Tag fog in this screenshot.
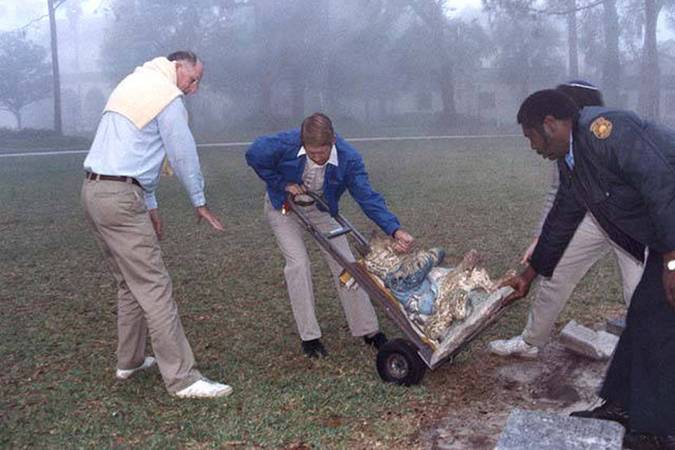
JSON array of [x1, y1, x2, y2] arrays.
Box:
[[2, 0, 675, 142]]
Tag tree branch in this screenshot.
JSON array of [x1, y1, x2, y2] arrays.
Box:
[[525, 0, 604, 16], [10, 0, 67, 33]]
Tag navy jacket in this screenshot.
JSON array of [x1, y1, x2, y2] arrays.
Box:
[[245, 129, 401, 236], [530, 107, 675, 276]]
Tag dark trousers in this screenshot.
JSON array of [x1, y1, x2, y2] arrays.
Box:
[[601, 250, 675, 434]]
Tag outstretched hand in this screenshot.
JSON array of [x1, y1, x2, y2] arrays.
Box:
[[195, 205, 225, 231], [393, 229, 415, 253], [500, 265, 537, 304]]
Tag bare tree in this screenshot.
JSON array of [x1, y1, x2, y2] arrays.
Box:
[[601, 0, 621, 105], [0, 33, 52, 129], [406, 0, 456, 121], [483, 0, 603, 80], [638, 0, 662, 119], [567, 0, 579, 78]]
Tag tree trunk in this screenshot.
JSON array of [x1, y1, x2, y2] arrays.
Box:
[[316, 0, 333, 112], [638, 0, 661, 120], [409, 0, 456, 122], [48, 0, 63, 135], [290, 66, 306, 119], [438, 60, 456, 121], [567, 0, 579, 79], [436, 19, 456, 121], [602, 0, 621, 106], [67, 1, 82, 131], [254, 0, 274, 116], [12, 109, 22, 130]]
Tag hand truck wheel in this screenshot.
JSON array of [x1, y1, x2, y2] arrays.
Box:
[[376, 338, 426, 386]]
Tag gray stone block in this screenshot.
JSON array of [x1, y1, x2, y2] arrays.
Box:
[[606, 317, 626, 336], [495, 409, 624, 450], [560, 320, 619, 360]]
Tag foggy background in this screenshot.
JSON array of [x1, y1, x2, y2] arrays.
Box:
[[2, 0, 675, 143]]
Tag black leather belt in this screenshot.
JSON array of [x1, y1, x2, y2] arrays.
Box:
[[86, 171, 141, 188]]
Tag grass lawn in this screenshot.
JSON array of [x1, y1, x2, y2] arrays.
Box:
[[0, 137, 627, 448]]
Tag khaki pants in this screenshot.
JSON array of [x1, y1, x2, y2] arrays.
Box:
[[264, 195, 379, 341], [81, 179, 201, 393], [523, 213, 644, 347]]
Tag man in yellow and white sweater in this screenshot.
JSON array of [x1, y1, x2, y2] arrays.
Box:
[[82, 51, 231, 398]]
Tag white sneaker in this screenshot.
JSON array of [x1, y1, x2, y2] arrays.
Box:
[[174, 379, 233, 399], [488, 335, 539, 359], [115, 356, 157, 380]]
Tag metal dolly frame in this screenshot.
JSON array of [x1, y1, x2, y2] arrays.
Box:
[[286, 192, 511, 385]]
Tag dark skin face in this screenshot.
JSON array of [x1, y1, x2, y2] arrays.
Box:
[[522, 115, 572, 161]]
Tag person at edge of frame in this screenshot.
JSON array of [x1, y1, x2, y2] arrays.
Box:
[[245, 112, 415, 358], [488, 80, 643, 358], [502, 89, 675, 449]]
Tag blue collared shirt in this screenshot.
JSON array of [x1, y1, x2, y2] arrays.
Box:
[[83, 97, 205, 209], [565, 130, 575, 169]]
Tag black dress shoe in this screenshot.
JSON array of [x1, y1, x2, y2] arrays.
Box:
[[301, 339, 328, 358], [570, 400, 630, 427], [624, 431, 675, 450], [363, 332, 387, 350]]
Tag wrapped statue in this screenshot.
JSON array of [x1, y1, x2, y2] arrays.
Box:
[[363, 235, 512, 344]]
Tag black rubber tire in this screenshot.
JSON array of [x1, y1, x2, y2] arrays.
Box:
[[376, 338, 427, 386]]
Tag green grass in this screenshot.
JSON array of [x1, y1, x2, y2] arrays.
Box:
[[0, 137, 626, 448]]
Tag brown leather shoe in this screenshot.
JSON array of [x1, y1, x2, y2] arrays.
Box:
[[570, 401, 630, 427], [623, 431, 675, 450]]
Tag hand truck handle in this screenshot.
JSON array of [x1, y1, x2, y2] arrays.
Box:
[[286, 192, 371, 255]]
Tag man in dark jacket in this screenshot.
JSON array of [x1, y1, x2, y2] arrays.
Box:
[[246, 113, 414, 358], [503, 89, 675, 449]]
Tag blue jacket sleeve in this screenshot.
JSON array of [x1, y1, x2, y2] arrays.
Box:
[[344, 150, 401, 236], [529, 165, 586, 277], [245, 135, 289, 194]]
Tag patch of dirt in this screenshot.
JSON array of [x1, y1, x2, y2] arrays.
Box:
[[420, 340, 609, 449]]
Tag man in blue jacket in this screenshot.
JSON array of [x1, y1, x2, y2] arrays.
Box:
[[246, 113, 414, 358], [503, 90, 675, 448]]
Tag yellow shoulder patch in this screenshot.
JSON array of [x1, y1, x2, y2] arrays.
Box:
[[590, 117, 613, 139]]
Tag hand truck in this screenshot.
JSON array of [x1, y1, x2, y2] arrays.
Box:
[[286, 192, 514, 385]]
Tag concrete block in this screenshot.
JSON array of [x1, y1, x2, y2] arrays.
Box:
[[495, 409, 624, 450], [606, 317, 626, 336], [560, 320, 619, 360]]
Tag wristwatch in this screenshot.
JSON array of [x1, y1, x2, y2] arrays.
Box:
[[667, 259, 675, 271]]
